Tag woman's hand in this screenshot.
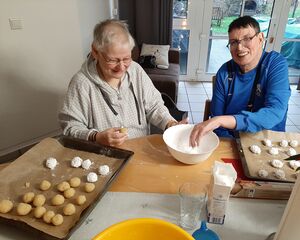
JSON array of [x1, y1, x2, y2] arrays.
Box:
[[166, 117, 189, 129], [95, 127, 128, 147]]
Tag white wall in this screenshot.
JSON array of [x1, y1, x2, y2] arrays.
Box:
[[0, 0, 111, 155]]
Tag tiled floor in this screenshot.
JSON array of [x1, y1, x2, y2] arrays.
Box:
[[177, 81, 300, 132]]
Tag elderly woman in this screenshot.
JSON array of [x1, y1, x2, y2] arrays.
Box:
[[59, 19, 184, 147]]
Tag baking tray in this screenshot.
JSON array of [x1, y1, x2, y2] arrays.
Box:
[[236, 130, 300, 183], [0, 136, 134, 239]]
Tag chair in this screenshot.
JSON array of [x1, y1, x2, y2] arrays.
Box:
[[203, 76, 216, 121]]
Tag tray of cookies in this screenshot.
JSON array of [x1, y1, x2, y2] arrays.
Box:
[[0, 136, 134, 239], [237, 130, 300, 183]]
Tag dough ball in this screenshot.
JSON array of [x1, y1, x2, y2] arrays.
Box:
[[34, 206, 46, 218], [289, 160, 300, 170], [46, 157, 58, 170], [63, 203, 76, 216], [274, 169, 286, 180], [76, 195, 87, 205], [270, 159, 284, 169], [71, 156, 83, 168], [51, 194, 65, 206], [98, 165, 110, 176], [119, 127, 128, 133], [249, 145, 261, 154], [64, 188, 75, 199], [280, 140, 289, 147], [269, 147, 279, 155], [0, 199, 13, 213], [262, 139, 272, 147], [287, 148, 297, 157], [82, 159, 92, 170], [17, 203, 32, 216], [40, 180, 51, 191], [87, 172, 98, 183], [23, 192, 35, 203], [33, 194, 46, 207], [85, 183, 95, 193], [258, 169, 269, 178], [290, 140, 299, 148], [51, 214, 64, 226], [43, 210, 55, 223], [57, 181, 70, 192], [69, 177, 81, 188]]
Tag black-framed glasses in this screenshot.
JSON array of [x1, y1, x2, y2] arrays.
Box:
[[100, 52, 132, 66], [226, 32, 260, 49]]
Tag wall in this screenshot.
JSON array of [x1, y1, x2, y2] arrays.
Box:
[[0, 0, 110, 156]]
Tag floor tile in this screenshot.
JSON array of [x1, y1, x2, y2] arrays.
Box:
[[192, 111, 204, 123], [186, 87, 207, 95], [285, 125, 300, 133], [188, 94, 208, 103], [189, 102, 206, 112], [185, 82, 204, 89], [177, 94, 189, 103], [287, 105, 300, 114], [288, 115, 300, 125], [176, 102, 190, 111]]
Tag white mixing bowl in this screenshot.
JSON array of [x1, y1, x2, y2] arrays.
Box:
[[163, 124, 219, 164]]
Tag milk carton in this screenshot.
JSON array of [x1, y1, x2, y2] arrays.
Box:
[[207, 161, 237, 224]]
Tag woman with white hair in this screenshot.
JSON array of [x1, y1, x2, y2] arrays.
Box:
[[59, 19, 186, 147]]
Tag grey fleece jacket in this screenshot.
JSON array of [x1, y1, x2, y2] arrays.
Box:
[[58, 55, 175, 141]]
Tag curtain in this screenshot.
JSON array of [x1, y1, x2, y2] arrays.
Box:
[[119, 0, 173, 46]]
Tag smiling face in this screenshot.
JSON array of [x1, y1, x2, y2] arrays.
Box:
[[229, 26, 264, 73]]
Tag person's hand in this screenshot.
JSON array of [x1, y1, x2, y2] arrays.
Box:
[[95, 127, 128, 147], [166, 117, 189, 129]]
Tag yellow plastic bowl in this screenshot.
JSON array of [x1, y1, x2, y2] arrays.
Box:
[[92, 218, 194, 240]]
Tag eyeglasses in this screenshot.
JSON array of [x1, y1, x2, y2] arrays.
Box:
[[100, 52, 132, 66], [227, 32, 260, 49]]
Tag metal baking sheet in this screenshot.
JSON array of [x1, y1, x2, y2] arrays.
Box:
[[0, 136, 134, 239], [237, 130, 300, 183]]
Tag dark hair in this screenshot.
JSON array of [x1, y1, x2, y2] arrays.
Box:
[[228, 16, 260, 33]]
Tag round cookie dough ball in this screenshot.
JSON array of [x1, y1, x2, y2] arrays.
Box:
[[76, 195, 87, 206], [85, 183, 95, 193], [258, 169, 269, 178], [51, 214, 64, 226], [43, 210, 55, 223], [69, 177, 81, 188], [87, 172, 98, 183], [280, 139, 289, 147], [0, 199, 13, 213], [249, 145, 261, 154], [57, 181, 70, 192], [287, 148, 297, 157], [270, 159, 284, 169], [289, 160, 300, 170], [51, 194, 65, 206], [33, 194, 46, 207], [290, 140, 299, 148], [34, 206, 46, 218], [46, 157, 57, 170], [99, 165, 110, 176], [64, 188, 75, 199], [23, 192, 35, 203], [82, 159, 92, 170], [63, 203, 76, 216], [274, 169, 286, 180], [262, 139, 272, 147], [269, 147, 279, 155], [71, 156, 83, 168], [40, 180, 51, 191], [17, 203, 32, 216]]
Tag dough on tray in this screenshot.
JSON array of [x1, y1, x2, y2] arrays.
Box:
[[262, 139, 272, 147], [249, 145, 261, 154], [269, 147, 279, 155], [274, 169, 286, 180], [82, 159, 92, 170], [99, 165, 110, 175], [45, 157, 58, 170], [270, 159, 284, 169], [43, 210, 55, 223], [290, 140, 299, 148], [51, 214, 64, 226], [85, 183, 95, 193], [289, 160, 300, 170], [69, 177, 81, 188], [258, 169, 269, 178], [17, 203, 32, 216], [76, 195, 86, 205], [87, 172, 98, 183], [71, 156, 83, 168], [63, 203, 76, 216], [57, 181, 71, 192], [0, 199, 13, 214], [33, 194, 46, 207], [64, 188, 75, 199], [51, 194, 65, 206], [287, 148, 297, 157], [23, 192, 35, 203], [40, 180, 51, 191], [280, 140, 289, 147], [34, 206, 46, 218]]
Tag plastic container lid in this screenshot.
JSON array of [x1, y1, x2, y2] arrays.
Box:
[[192, 221, 220, 240]]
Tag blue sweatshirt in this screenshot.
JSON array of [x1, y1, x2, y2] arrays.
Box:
[[211, 51, 291, 137]]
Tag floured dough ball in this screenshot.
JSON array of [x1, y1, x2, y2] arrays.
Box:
[[76, 195, 87, 205], [258, 169, 269, 178], [290, 140, 299, 148], [34, 206, 46, 218], [71, 156, 83, 168], [269, 147, 279, 155], [289, 160, 300, 170], [119, 127, 128, 133], [63, 203, 76, 216], [85, 183, 95, 193], [82, 159, 92, 170], [287, 148, 297, 157], [64, 188, 75, 199], [87, 172, 98, 183], [99, 165, 110, 176], [280, 140, 289, 147], [250, 145, 261, 154], [57, 181, 70, 192], [270, 159, 284, 169], [33, 194, 46, 207], [43, 210, 55, 223], [51, 194, 65, 206], [274, 169, 286, 180], [23, 192, 35, 203], [46, 157, 58, 170], [40, 180, 51, 191], [17, 203, 32, 216], [0, 200, 13, 213], [262, 139, 272, 147], [69, 177, 81, 188], [52, 214, 64, 226]]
